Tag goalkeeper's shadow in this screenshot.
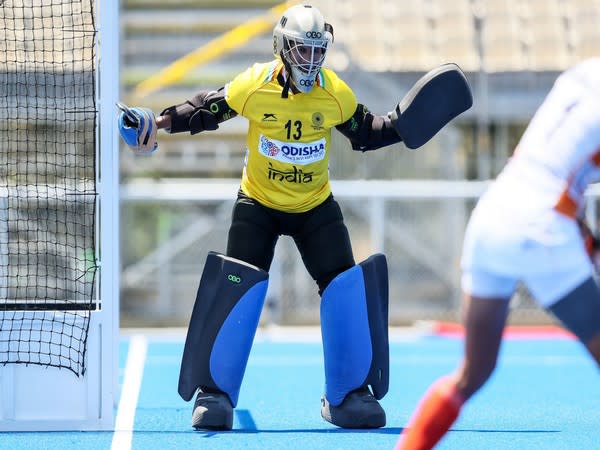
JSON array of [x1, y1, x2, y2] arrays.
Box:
[[224, 426, 404, 435]]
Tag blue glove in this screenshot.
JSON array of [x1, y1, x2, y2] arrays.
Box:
[[117, 106, 158, 155]]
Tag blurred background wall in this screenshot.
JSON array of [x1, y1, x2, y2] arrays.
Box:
[[118, 0, 600, 326]]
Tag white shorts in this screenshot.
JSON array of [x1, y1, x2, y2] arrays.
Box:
[[460, 198, 594, 308]]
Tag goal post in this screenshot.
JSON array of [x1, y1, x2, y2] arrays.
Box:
[[0, 0, 119, 430]]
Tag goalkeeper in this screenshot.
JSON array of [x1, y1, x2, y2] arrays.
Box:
[[118, 4, 471, 432]]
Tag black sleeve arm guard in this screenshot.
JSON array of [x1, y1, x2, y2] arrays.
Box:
[[335, 104, 402, 152], [160, 88, 238, 135]]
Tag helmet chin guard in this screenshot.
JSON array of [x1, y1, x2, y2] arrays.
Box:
[[273, 4, 333, 94]]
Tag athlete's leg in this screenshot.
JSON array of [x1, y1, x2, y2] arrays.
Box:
[[319, 254, 389, 428], [293, 196, 388, 428], [179, 252, 269, 430], [396, 264, 514, 450], [546, 276, 600, 365], [396, 293, 509, 450], [293, 195, 355, 294], [585, 332, 600, 364], [226, 190, 279, 271], [182, 193, 278, 430], [456, 294, 510, 398]]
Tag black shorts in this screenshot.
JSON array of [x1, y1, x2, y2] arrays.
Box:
[[226, 190, 355, 294], [548, 276, 600, 343]]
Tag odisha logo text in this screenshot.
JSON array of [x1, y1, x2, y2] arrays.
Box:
[[280, 143, 324, 157]]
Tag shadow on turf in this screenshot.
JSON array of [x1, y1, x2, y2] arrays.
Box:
[[197, 427, 404, 436], [182, 409, 404, 434], [125, 428, 562, 438], [198, 428, 561, 436], [451, 429, 561, 434]]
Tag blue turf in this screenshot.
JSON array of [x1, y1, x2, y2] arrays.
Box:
[[2, 335, 599, 450]]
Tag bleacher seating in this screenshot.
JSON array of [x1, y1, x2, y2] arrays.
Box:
[[568, 0, 600, 61], [119, 0, 598, 178], [121, 0, 594, 82], [431, 0, 479, 71]]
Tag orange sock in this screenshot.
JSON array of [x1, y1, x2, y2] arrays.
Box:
[[395, 376, 464, 450]]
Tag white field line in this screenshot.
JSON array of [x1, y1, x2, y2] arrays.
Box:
[[111, 334, 148, 450]]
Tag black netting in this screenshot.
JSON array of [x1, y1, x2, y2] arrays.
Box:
[[0, 0, 97, 376]]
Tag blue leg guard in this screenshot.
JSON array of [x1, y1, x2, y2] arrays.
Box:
[[178, 251, 268, 407], [320, 253, 389, 406]]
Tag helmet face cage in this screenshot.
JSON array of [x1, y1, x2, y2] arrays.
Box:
[[282, 35, 328, 80], [273, 5, 332, 93]]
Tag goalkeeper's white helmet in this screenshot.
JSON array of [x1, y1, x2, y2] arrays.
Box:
[[273, 4, 333, 93]]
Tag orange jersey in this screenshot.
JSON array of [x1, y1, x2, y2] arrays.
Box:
[[225, 60, 357, 212]]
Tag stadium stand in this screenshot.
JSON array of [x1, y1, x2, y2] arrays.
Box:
[[120, 0, 593, 179], [120, 0, 594, 82]]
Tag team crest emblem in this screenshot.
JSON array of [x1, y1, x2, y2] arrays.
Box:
[[312, 112, 324, 128]]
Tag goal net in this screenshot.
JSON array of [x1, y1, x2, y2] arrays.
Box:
[[0, 0, 118, 430], [1, 0, 97, 376]]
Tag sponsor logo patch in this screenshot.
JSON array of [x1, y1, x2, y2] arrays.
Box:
[[227, 274, 241, 283], [262, 113, 277, 122], [259, 135, 326, 165]]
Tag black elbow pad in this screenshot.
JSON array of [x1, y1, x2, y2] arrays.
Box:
[[189, 109, 219, 135], [160, 103, 196, 134], [161, 88, 235, 135]]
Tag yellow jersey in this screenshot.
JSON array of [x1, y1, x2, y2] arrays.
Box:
[[225, 60, 357, 213]]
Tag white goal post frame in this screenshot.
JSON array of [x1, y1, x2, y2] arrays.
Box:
[[0, 0, 119, 431]]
